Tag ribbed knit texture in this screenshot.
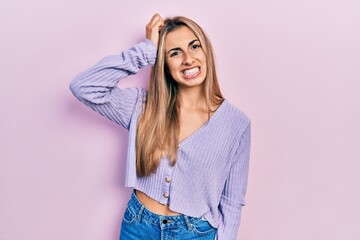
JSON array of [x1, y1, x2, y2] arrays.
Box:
[[69, 39, 251, 240]]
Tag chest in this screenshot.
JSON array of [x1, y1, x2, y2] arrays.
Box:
[[179, 109, 212, 143]]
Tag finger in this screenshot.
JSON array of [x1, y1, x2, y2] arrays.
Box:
[[148, 13, 162, 27], [154, 18, 164, 28], [152, 18, 164, 31]]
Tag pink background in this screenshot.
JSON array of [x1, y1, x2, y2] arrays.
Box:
[[1, 0, 359, 239]]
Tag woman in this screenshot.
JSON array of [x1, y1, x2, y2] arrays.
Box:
[[69, 13, 251, 240]]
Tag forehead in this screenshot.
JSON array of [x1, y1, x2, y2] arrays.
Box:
[[165, 26, 198, 50]]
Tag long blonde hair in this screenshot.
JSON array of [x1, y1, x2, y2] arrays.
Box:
[[136, 16, 224, 176]]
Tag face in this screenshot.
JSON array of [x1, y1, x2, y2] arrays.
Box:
[[164, 26, 207, 89]]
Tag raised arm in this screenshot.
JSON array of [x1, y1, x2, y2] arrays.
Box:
[[69, 14, 164, 129], [69, 39, 157, 129]]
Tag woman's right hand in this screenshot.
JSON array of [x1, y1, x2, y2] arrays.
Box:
[[146, 13, 164, 49]]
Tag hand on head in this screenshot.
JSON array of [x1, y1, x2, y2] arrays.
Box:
[[146, 13, 164, 49]]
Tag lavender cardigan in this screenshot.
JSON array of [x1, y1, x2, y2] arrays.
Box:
[[69, 39, 251, 240]]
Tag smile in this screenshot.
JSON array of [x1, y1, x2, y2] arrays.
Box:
[[182, 67, 200, 79]]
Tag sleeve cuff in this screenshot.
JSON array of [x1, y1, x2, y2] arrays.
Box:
[[144, 39, 157, 65]]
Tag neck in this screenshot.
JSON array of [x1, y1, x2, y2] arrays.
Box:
[[177, 85, 206, 109]]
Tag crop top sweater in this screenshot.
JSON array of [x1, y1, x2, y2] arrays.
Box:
[[69, 39, 251, 240]]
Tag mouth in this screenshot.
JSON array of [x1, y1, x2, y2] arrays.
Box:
[[181, 67, 201, 79]]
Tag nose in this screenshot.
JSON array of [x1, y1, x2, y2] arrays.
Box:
[[182, 51, 195, 65]]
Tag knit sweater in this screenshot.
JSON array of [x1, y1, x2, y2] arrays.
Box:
[[69, 39, 251, 240]]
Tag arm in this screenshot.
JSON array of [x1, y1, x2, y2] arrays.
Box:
[[69, 39, 157, 129], [216, 122, 251, 240]]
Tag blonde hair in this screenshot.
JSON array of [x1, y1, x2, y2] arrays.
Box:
[[136, 16, 224, 176]]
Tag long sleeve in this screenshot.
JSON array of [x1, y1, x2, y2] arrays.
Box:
[[69, 39, 157, 129], [216, 122, 251, 240]]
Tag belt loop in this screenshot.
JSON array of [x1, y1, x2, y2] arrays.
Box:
[[137, 206, 144, 221], [183, 215, 193, 230]]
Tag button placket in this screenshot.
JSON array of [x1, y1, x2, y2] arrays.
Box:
[[162, 159, 174, 202]]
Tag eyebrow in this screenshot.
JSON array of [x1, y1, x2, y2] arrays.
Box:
[[167, 39, 199, 54]]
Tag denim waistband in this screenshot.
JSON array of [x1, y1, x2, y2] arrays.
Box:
[[127, 189, 205, 229]]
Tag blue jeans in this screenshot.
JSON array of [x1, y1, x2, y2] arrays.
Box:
[[119, 190, 217, 240]]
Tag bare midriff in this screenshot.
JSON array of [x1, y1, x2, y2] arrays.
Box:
[[135, 189, 181, 216]]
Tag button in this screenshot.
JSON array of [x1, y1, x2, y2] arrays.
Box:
[[163, 192, 169, 198], [165, 176, 171, 183], [162, 219, 168, 224]]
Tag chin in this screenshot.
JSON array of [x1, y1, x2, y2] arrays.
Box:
[[179, 78, 206, 88]]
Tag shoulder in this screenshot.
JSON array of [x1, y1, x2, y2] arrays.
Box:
[[222, 99, 251, 134], [223, 99, 251, 158]]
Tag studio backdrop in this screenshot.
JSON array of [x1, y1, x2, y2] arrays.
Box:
[[0, 0, 359, 239]]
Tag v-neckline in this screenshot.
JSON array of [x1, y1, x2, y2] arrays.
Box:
[[178, 99, 227, 147]]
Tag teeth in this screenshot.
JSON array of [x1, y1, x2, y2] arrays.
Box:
[[183, 67, 199, 76]]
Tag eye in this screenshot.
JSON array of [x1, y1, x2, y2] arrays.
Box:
[[192, 44, 201, 49], [170, 51, 181, 57]]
